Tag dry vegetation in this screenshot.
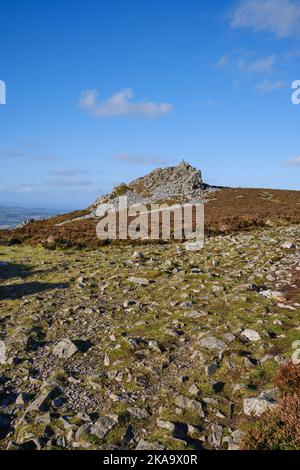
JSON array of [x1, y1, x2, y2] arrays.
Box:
[[242, 363, 300, 450], [1, 188, 300, 249]]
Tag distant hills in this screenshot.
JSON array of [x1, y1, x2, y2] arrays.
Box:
[[0, 206, 61, 229]]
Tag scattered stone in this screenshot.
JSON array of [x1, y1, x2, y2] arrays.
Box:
[[136, 439, 165, 450], [53, 339, 78, 359], [148, 340, 162, 353], [189, 384, 199, 396], [127, 407, 149, 420], [184, 311, 207, 319], [280, 241, 296, 249], [76, 414, 119, 441], [0, 341, 6, 365], [241, 329, 261, 342], [77, 276, 85, 288], [259, 290, 285, 302], [132, 251, 144, 260], [274, 355, 289, 365], [128, 277, 150, 286], [184, 241, 204, 252], [175, 394, 205, 417], [198, 336, 227, 352], [104, 353, 110, 366], [26, 387, 59, 413], [243, 389, 278, 417], [223, 333, 236, 343], [210, 424, 223, 448], [156, 419, 175, 433]]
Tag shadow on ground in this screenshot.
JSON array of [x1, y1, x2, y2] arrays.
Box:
[[0, 281, 68, 300], [0, 261, 68, 300], [0, 261, 56, 281]]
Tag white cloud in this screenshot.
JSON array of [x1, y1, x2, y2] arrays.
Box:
[[230, 0, 300, 38], [113, 153, 167, 166], [78, 88, 172, 118], [255, 80, 286, 93], [287, 155, 300, 165]]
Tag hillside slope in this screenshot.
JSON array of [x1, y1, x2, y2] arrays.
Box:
[[1, 187, 300, 248]]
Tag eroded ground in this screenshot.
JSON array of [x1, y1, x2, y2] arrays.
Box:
[[0, 225, 300, 450]]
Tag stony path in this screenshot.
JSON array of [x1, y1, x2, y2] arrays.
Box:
[[0, 225, 300, 450]]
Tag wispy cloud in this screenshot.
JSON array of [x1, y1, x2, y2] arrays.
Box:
[[7, 179, 99, 193], [43, 168, 93, 188], [113, 153, 167, 166], [78, 88, 173, 118], [255, 80, 286, 93], [47, 169, 86, 177], [215, 50, 287, 93], [237, 55, 276, 74], [216, 51, 276, 75], [287, 155, 300, 165], [229, 0, 300, 38], [37, 155, 63, 162], [0, 150, 25, 158], [44, 179, 94, 188], [0, 146, 63, 162]]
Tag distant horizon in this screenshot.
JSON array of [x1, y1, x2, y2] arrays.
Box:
[[2, 160, 300, 212]]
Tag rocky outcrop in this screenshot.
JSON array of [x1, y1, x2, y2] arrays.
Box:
[[93, 161, 206, 210]]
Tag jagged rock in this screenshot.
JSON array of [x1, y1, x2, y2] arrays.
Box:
[[210, 424, 223, 448], [76, 414, 119, 441], [175, 394, 205, 417], [0, 341, 6, 365], [198, 336, 227, 352], [241, 329, 261, 342], [223, 333, 236, 343], [53, 339, 79, 359], [26, 387, 59, 413], [94, 161, 205, 210], [127, 406, 149, 420], [243, 389, 278, 417], [223, 429, 242, 450], [156, 419, 175, 432]]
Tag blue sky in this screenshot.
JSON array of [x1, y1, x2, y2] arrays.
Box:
[[0, 0, 300, 210]]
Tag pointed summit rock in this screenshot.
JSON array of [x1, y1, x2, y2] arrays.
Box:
[[94, 161, 204, 209]]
